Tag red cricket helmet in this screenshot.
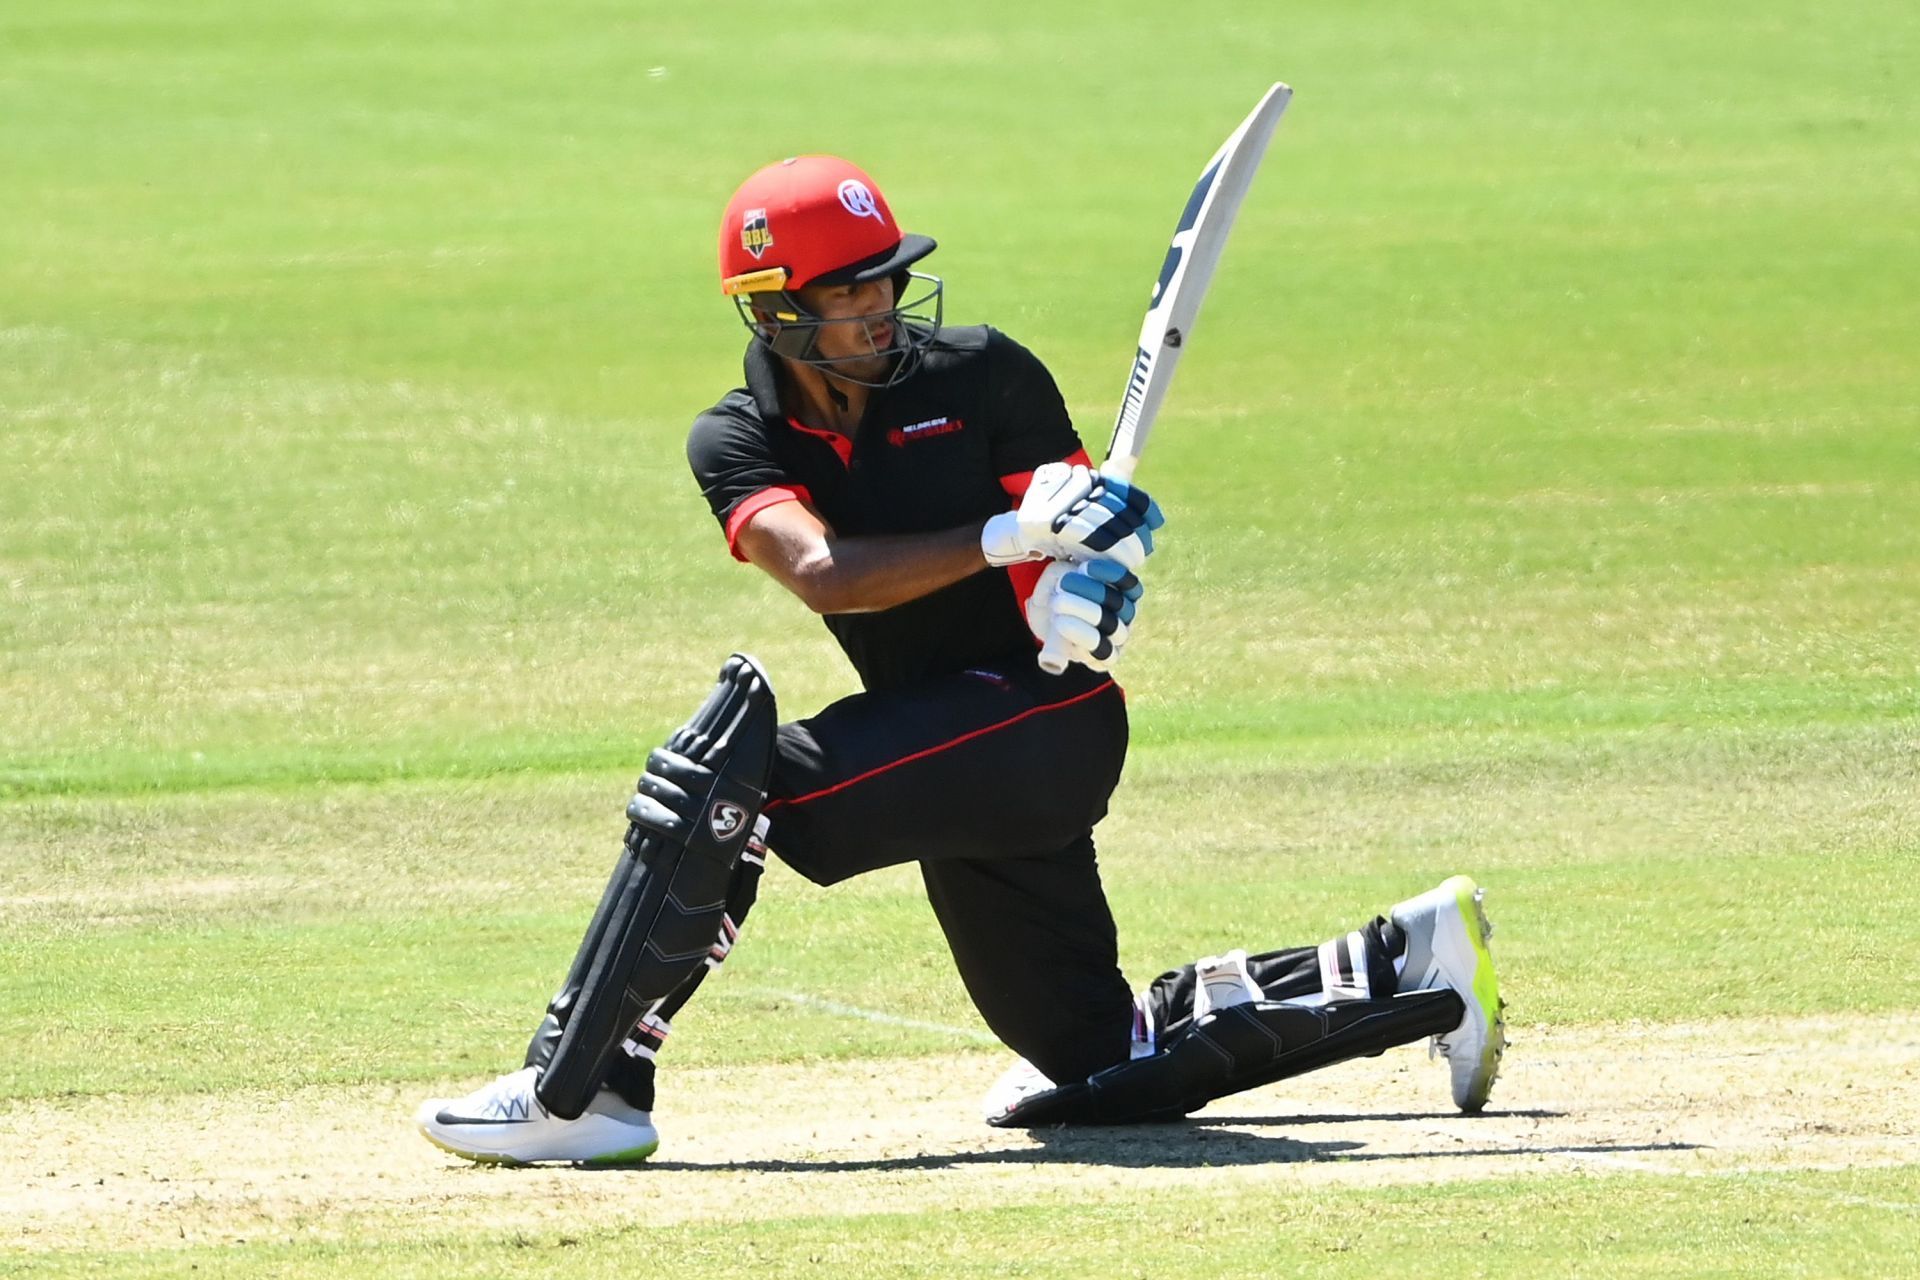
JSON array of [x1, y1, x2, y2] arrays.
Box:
[[718, 155, 936, 296], [716, 155, 944, 388]]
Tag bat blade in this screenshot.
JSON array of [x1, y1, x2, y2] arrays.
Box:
[[1103, 82, 1291, 480], [1039, 84, 1290, 676]]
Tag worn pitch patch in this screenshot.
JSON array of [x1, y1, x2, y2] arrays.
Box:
[[3, 1012, 1917, 1252]]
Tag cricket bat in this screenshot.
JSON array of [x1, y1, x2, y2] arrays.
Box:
[[1039, 82, 1292, 674]]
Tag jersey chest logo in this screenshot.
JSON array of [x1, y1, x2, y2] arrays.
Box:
[[886, 415, 965, 447]]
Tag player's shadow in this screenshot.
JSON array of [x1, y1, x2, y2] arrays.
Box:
[[635, 1109, 1694, 1174], [1205, 1108, 1564, 1126], [640, 1124, 1355, 1173]]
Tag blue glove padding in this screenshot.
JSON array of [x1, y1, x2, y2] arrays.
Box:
[[1049, 476, 1166, 569], [1028, 558, 1145, 672], [1058, 558, 1142, 628], [1067, 478, 1164, 543]]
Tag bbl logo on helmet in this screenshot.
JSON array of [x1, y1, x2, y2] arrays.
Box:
[[740, 208, 773, 260]]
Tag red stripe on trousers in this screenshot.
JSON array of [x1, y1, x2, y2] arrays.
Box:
[[763, 677, 1117, 813]]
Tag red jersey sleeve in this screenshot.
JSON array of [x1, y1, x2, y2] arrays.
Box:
[[688, 408, 811, 561]]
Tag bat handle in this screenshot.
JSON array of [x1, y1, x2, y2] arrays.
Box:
[[1038, 638, 1070, 675], [1100, 455, 1139, 483]]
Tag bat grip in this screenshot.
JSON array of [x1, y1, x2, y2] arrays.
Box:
[[1099, 455, 1139, 483]]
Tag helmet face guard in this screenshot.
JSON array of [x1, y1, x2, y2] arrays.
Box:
[[733, 270, 944, 389]]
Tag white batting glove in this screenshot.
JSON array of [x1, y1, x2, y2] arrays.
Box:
[[1026, 558, 1143, 672], [981, 462, 1095, 565]]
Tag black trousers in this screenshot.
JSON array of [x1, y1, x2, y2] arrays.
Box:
[[767, 657, 1136, 1085], [600, 654, 1428, 1108]]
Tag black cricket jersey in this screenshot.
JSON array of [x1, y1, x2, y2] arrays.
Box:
[[687, 325, 1092, 692]]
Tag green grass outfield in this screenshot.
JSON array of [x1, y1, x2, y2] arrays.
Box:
[[10, 1170, 1918, 1280], [3, 0, 1917, 1274]]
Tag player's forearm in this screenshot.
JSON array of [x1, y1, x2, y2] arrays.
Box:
[[788, 523, 992, 615]]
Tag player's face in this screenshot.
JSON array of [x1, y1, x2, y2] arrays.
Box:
[[796, 276, 897, 375]]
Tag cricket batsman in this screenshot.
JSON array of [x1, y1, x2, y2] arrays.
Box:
[[416, 156, 1507, 1164]]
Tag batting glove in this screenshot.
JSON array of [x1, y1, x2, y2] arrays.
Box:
[[1026, 558, 1144, 672], [982, 463, 1165, 569]]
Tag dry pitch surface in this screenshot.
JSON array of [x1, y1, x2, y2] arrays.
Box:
[[6, 1013, 1915, 1252]]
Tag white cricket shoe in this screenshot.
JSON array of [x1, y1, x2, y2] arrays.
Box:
[[1390, 875, 1507, 1113], [981, 1058, 1057, 1123], [415, 1067, 660, 1166]]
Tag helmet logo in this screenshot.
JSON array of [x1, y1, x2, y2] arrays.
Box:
[[837, 179, 883, 222], [740, 208, 773, 260]]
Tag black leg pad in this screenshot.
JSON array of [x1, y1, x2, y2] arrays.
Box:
[[989, 989, 1463, 1127], [528, 654, 777, 1119]]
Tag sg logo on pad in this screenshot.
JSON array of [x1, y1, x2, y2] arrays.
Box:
[[709, 801, 747, 842]]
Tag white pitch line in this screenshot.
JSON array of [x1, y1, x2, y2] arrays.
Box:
[[768, 991, 1001, 1045]]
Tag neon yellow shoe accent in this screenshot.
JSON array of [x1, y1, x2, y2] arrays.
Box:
[[418, 1120, 658, 1167], [581, 1138, 661, 1167], [1447, 874, 1506, 1113]]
